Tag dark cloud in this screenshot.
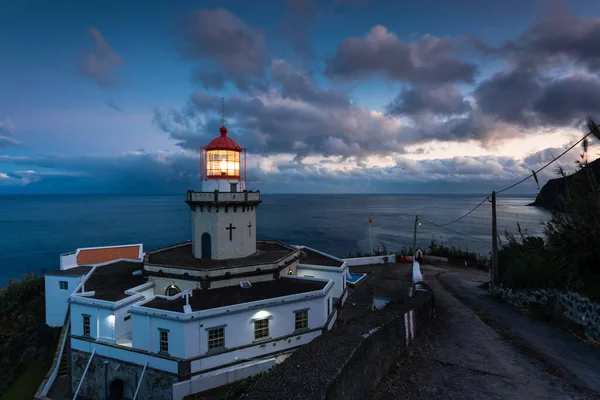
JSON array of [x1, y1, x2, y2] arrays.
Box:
[[473, 69, 600, 128], [533, 75, 600, 126], [270, 59, 350, 107], [474, 69, 542, 126], [105, 100, 124, 112], [478, 12, 600, 72], [176, 9, 267, 90], [386, 85, 472, 116], [324, 25, 476, 84], [80, 28, 125, 88]]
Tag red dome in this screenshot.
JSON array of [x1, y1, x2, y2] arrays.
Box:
[[205, 125, 242, 151]]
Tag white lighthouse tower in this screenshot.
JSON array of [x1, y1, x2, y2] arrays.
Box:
[[187, 100, 259, 260]]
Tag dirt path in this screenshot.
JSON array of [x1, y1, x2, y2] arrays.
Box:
[[371, 265, 600, 400]]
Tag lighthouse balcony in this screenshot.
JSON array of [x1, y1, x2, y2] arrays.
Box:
[[186, 190, 260, 204]]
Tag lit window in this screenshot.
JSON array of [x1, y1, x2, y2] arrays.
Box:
[[59, 281, 68, 290], [83, 315, 90, 336], [207, 327, 225, 350], [294, 310, 308, 330], [159, 330, 169, 353], [254, 319, 269, 340]]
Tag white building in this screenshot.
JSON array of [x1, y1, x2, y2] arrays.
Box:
[[43, 120, 348, 400]]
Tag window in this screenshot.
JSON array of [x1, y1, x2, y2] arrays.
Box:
[[294, 310, 308, 330], [165, 284, 181, 297], [59, 281, 68, 290], [327, 298, 331, 315], [159, 330, 169, 353], [123, 315, 131, 322], [254, 319, 269, 340], [82, 315, 90, 336], [207, 327, 225, 351]]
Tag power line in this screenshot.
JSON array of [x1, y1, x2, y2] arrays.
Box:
[[439, 195, 490, 226], [420, 218, 492, 244], [437, 128, 594, 226], [496, 130, 594, 194]]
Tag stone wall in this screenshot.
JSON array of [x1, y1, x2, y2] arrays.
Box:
[[243, 285, 435, 400], [71, 349, 178, 400], [489, 286, 600, 341]]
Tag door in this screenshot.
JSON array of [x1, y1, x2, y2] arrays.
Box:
[[201, 232, 212, 259], [230, 183, 238, 192], [109, 379, 124, 400]]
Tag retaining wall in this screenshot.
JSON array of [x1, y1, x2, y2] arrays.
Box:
[[489, 286, 600, 341]]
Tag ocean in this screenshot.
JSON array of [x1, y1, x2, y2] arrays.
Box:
[[0, 194, 550, 285]]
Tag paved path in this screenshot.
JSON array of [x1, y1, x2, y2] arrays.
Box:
[[372, 264, 600, 400]]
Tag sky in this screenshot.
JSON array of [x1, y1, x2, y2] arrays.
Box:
[[1, 0, 600, 194]]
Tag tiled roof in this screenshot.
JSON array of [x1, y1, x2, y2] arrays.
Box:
[[76, 245, 141, 265]]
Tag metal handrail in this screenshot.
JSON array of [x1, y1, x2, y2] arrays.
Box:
[[72, 348, 96, 400], [133, 361, 148, 400]]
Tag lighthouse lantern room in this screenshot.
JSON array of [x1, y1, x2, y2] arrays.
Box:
[[200, 99, 246, 193]]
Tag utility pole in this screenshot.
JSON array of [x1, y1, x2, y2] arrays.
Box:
[[413, 215, 419, 261], [491, 191, 499, 285]]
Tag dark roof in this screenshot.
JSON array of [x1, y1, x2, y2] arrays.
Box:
[[142, 278, 327, 312], [46, 266, 93, 277], [300, 248, 344, 267], [147, 241, 297, 270], [84, 261, 146, 302]]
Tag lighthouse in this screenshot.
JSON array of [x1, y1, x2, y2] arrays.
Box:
[[187, 101, 259, 260]]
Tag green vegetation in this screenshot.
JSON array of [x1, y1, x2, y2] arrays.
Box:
[[0, 272, 60, 397], [498, 117, 600, 300]]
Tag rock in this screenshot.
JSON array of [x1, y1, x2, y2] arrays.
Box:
[[20, 346, 38, 364]]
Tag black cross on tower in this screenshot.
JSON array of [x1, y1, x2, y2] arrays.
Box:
[[226, 223, 236, 241], [248, 222, 252, 237]]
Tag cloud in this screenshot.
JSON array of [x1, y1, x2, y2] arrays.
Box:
[[0, 136, 22, 148], [476, 11, 600, 73], [270, 59, 350, 107], [80, 28, 125, 88], [386, 85, 472, 116], [176, 9, 267, 90], [105, 100, 124, 112], [0, 118, 16, 135], [324, 25, 476, 84]]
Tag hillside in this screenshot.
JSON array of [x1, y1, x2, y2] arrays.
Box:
[[529, 158, 600, 211]]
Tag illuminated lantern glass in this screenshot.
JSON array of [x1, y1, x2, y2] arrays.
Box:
[[206, 150, 240, 178]]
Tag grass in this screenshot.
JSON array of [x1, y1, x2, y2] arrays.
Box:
[[0, 357, 52, 400]]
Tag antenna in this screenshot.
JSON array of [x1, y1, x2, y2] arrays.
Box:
[[221, 97, 225, 126]]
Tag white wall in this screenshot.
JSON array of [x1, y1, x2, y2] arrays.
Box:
[[71, 338, 179, 374], [71, 295, 152, 344], [59, 252, 77, 270], [343, 254, 396, 266], [191, 197, 257, 260], [132, 292, 330, 365], [296, 266, 346, 300], [45, 275, 85, 327]]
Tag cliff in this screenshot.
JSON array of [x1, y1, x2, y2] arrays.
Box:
[[529, 158, 600, 211]]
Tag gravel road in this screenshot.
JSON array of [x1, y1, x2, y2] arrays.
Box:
[[371, 264, 600, 400]]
